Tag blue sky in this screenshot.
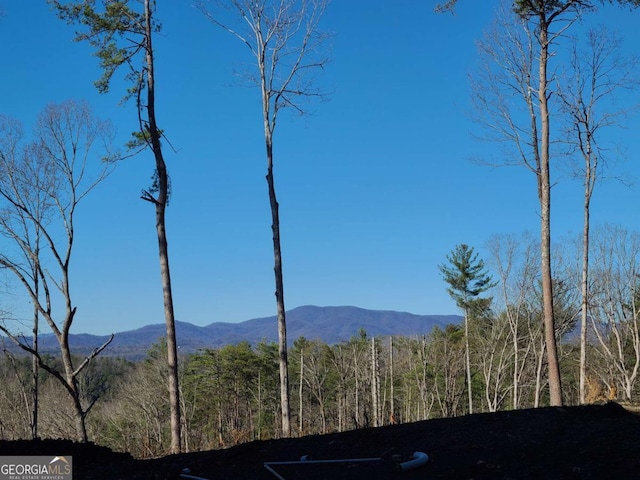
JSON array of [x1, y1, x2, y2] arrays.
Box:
[[1, 1, 640, 336]]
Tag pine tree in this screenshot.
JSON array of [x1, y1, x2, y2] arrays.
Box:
[[439, 244, 496, 414]]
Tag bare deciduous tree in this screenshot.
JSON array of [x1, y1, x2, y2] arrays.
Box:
[[429, 325, 465, 417], [589, 225, 640, 401], [487, 233, 540, 409], [328, 342, 354, 433], [299, 340, 330, 433], [0, 100, 115, 442], [557, 27, 640, 403], [471, 309, 512, 413], [0, 116, 44, 439], [197, 0, 331, 437]]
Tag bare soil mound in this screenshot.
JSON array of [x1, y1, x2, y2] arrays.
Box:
[[1, 402, 638, 479]]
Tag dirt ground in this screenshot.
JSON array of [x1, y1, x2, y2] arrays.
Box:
[[1, 402, 639, 479]]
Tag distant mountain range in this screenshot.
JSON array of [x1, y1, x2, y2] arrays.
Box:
[[30, 305, 462, 360]]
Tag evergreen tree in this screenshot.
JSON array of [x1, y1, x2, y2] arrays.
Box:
[[439, 244, 496, 414]]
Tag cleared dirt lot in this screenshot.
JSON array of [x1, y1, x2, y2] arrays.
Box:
[[2, 402, 639, 479]]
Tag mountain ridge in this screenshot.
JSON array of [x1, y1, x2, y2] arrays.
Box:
[[32, 305, 462, 360]]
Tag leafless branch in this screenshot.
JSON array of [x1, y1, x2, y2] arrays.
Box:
[[556, 26, 640, 183], [197, 0, 331, 129], [73, 334, 115, 377]]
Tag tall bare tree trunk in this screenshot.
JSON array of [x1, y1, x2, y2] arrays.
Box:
[[537, 16, 563, 407], [31, 274, 39, 439], [265, 132, 291, 437], [154, 194, 180, 453], [389, 337, 395, 421], [144, 0, 181, 453], [534, 336, 546, 408], [299, 348, 304, 436], [464, 308, 473, 414], [579, 181, 591, 403], [512, 322, 519, 409], [59, 323, 88, 442], [353, 344, 360, 428], [31, 230, 41, 439], [371, 337, 380, 427]]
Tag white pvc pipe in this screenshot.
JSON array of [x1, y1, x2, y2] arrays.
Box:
[[399, 451, 429, 471], [263, 463, 288, 480], [264, 456, 382, 480], [264, 451, 429, 479]]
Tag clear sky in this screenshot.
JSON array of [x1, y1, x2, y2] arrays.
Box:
[[1, 1, 640, 336]]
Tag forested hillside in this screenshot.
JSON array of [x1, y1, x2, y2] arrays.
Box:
[[20, 306, 460, 359], [0, 305, 631, 458]]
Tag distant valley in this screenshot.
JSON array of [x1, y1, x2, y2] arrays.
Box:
[[32, 305, 462, 360]]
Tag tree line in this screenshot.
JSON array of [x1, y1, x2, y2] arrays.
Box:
[[2, 224, 640, 456]]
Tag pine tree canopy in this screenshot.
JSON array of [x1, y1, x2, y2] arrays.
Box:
[[439, 244, 496, 311]]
